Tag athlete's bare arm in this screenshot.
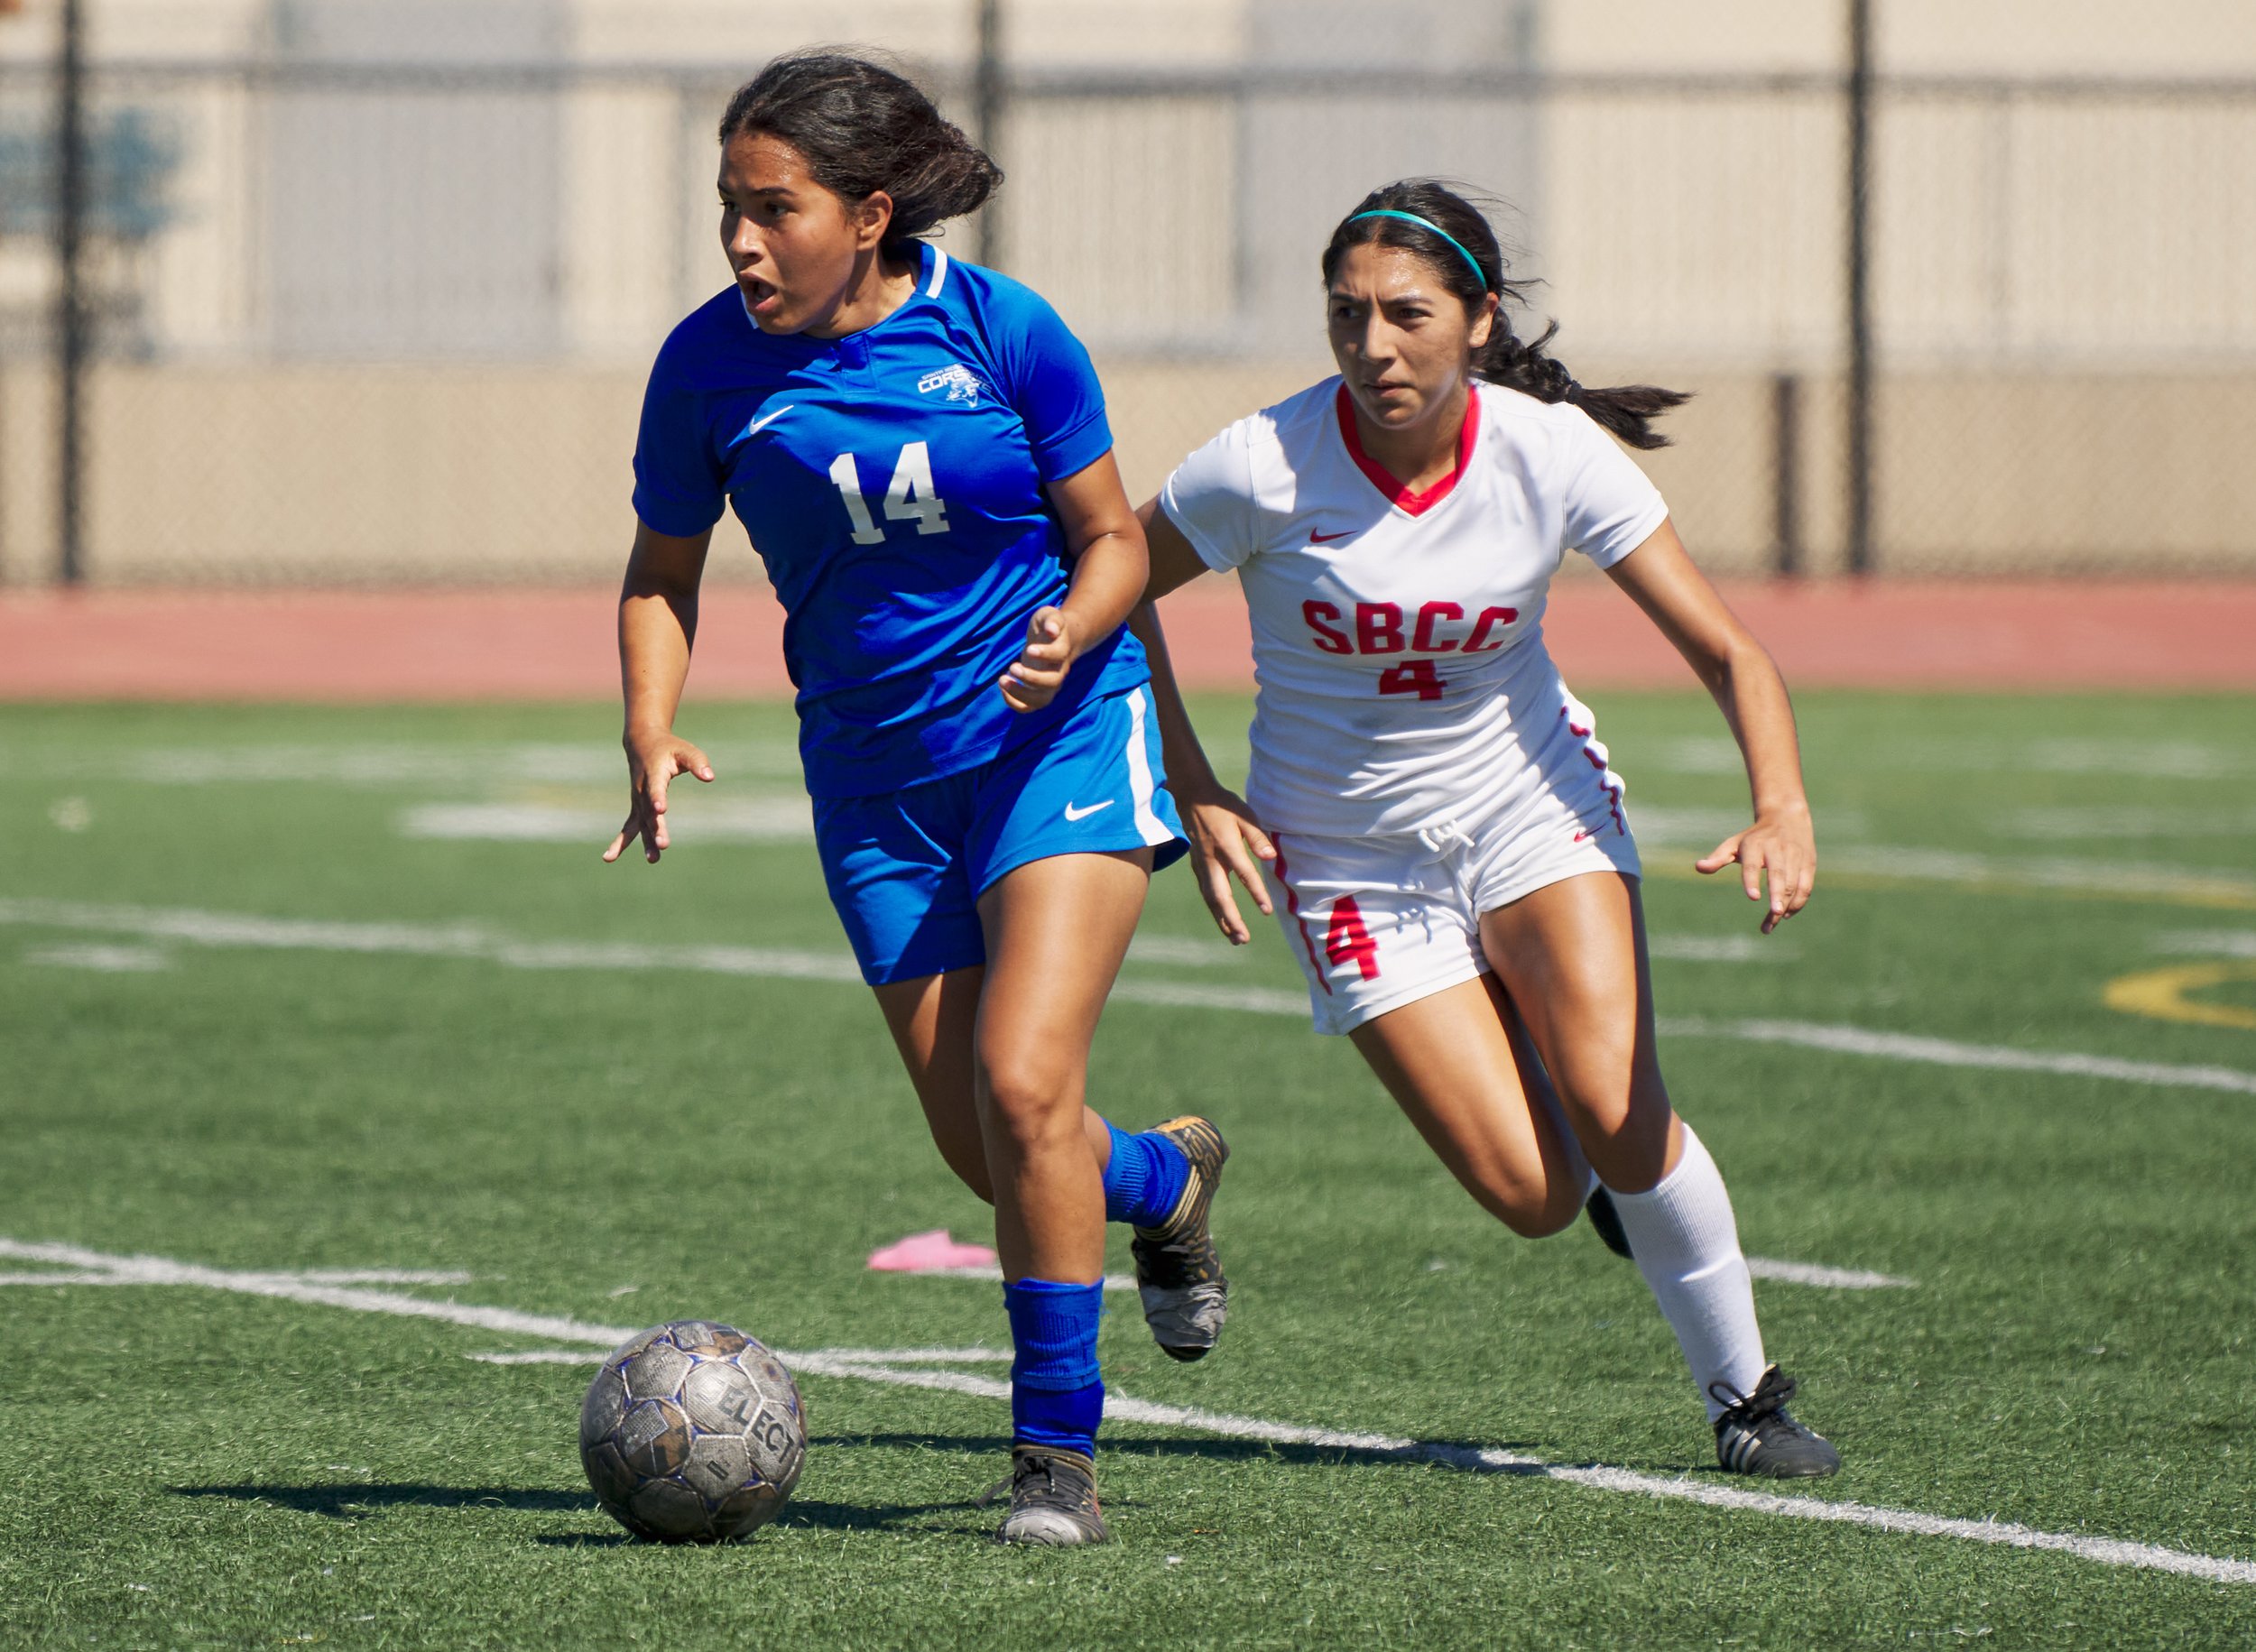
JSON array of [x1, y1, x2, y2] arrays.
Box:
[[1604, 517, 1814, 932], [1001, 452, 1150, 714], [606, 519, 718, 865], [1128, 499, 1276, 944]]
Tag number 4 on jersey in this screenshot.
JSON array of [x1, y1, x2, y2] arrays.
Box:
[[828, 441, 951, 545], [1378, 659, 1445, 701]]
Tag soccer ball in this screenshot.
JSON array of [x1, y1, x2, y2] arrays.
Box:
[[578, 1320, 807, 1542]]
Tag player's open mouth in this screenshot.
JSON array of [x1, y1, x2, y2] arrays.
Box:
[[742, 277, 781, 314]]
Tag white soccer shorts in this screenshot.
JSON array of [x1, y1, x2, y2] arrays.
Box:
[[1263, 787, 1641, 1038]]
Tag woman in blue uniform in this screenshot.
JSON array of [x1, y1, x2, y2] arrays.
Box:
[[604, 52, 1225, 1546]]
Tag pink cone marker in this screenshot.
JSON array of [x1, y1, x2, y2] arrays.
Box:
[[865, 1229, 1001, 1273]]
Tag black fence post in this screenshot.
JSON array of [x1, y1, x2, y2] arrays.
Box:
[[1845, 0, 1873, 577], [54, 0, 88, 586], [1771, 372, 1803, 577], [972, 0, 1003, 269]]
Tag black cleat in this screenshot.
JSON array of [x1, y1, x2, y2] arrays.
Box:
[[1130, 1115, 1230, 1362], [989, 1446, 1109, 1546], [1712, 1365, 1842, 1479], [1586, 1186, 1634, 1260]]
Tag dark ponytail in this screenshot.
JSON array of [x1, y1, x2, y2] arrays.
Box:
[[718, 51, 1001, 254], [1320, 180, 1687, 450]]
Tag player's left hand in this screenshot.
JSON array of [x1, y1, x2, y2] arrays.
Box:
[[1696, 802, 1816, 934], [999, 605, 1078, 713]]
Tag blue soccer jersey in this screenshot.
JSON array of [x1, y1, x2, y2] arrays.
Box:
[[632, 242, 1150, 798]]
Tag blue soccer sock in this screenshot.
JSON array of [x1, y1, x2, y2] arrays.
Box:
[[1100, 1121, 1191, 1228], [1003, 1278, 1104, 1457]]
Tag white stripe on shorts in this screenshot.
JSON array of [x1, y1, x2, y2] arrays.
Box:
[[1123, 688, 1174, 846]]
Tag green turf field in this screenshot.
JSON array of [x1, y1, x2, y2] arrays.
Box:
[[5, 690, 2254, 1649]]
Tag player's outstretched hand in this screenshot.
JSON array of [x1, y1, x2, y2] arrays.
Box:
[[1179, 777, 1277, 945], [604, 729, 716, 865], [1696, 803, 1816, 934], [999, 606, 1079, 713]]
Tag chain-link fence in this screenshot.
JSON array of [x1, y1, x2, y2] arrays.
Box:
[[2, 0, 2252, 585]]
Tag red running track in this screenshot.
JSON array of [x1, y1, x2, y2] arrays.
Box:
[[1, 580, 2251, 701]]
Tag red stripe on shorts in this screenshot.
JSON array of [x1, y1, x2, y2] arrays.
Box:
[[1267, 840, 1333, 995]]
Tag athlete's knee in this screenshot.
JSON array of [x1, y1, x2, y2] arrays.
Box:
[[1495, 1188, 1582, 1240], [1456, 1157, 1586, 1238], [973, 1045, 1081, 1144], [1580, 1106, 1675, 1195]]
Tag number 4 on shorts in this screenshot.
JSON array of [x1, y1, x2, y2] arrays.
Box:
[[1324, 896, 1381, 980]]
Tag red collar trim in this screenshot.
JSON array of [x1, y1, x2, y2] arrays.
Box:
[[1335, 383, 1480, 516]]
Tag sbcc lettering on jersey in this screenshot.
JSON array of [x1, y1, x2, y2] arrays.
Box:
[[1299, 600, 1519, 656]]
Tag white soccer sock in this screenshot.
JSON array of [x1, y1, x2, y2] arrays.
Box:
[[1603, 1124, 1767, 1421]]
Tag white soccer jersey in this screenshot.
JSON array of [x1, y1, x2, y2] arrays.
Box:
[[1160, 377, 1669, 839]]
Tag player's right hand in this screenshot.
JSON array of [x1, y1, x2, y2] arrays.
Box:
[[604, 729, 716, 865], [1179, 778, 1276, 945]]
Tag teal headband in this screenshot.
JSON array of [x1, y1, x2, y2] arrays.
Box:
[[1345, 208, 1490, 288]]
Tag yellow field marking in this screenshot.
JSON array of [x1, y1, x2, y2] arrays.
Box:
[[2104, 963, 2256, 1032]]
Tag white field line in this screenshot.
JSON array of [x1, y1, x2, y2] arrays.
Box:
[[1646, 936, 1797, 964], [1744, 1259, 1913, 1290], [23, 942, 171, 972], [1108, 978, 1310, 1016], [742, 1354, 2256, 1589], [0, 1265, 472, 1287], [99, 740, 806, 789], [6, 1235, 2248, 1586], [0, 899, 864, 983], [400, 799, 811, 844], [891, 1259, 1908, 1293], [1124, 935, 1247, 968], [1823, 847, 2256, 908], [2010, 806, 2256, 842], [0, 1229, 1904, 1303], [1651, 736, 2251, 783], [2155, 929, 2256, 959], [1632, 807, 1867, 848], [7, 900, 2252, 1101], [1661, 1017, 2256, 1097], [469, 1349, 615, 1365], [0, 1239, 637, 1348], [470, 1346, 1011, 1368]]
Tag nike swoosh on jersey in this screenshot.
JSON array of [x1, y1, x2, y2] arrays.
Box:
[[1308, 528, 1354, 543], [738, 404, 795, 440], [1063, 799, 1114, 822]]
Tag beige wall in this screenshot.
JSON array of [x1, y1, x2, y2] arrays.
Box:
[[5, 358, 2250, 585]]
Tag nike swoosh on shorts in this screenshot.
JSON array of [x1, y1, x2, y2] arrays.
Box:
[[1064, 800, 1114, 821]]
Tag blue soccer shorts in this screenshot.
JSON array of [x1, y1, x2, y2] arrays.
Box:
[[813, 685, 1188, 985]]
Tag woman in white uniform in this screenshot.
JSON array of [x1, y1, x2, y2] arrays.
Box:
[[1131, 179, 1839, 1477]]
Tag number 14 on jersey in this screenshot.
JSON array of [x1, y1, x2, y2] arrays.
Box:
[[829, 441, 951, 544]]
